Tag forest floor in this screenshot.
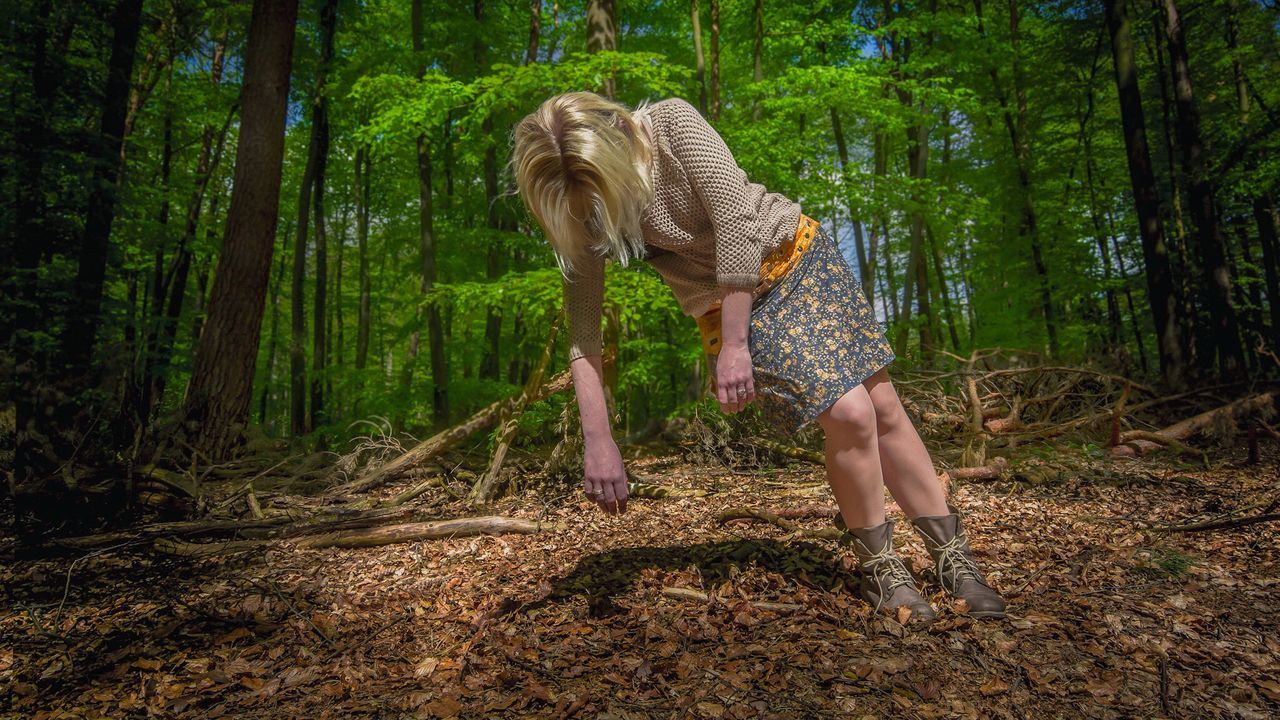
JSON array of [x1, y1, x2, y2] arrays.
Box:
[[2, 442, 1279, 719]]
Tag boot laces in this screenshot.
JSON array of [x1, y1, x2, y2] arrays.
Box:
[[931, 533, 984, 589], [863, 546, 916, 600]]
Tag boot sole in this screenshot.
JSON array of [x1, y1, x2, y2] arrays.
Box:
[[965, 610, 1006, 619]]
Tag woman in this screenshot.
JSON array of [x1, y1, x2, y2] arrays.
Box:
[[511, 91, 1006, 622]]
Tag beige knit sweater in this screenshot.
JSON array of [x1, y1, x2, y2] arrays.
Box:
[[562, 97, 803, 361]]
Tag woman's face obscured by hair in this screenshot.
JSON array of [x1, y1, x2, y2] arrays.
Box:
[[510, 92, 654, 276]]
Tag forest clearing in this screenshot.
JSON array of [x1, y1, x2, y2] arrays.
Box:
[[4, 0, 1280, 717]]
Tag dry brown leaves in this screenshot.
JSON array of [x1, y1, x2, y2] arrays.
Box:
[[2, 445, 1279, 719]]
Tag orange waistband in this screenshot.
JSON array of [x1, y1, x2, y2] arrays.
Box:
[[695, 214, 820, 357]]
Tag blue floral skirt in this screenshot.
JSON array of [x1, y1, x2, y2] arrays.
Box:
[[743, 222, 896, 436]]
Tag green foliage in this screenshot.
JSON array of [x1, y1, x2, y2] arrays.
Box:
[[12, 0, 1277, 458]]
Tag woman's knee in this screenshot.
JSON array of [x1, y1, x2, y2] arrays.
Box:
[[818, 386, 878, 441], [865, 371, 909, 432]]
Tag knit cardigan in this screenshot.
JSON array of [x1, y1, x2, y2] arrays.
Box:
[[562, 97, 803, 361]]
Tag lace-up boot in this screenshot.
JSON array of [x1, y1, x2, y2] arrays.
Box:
[[845, 519, 936, 623], [911, 507, 1006, 618]]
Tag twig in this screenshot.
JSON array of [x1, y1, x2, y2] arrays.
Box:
[[54, 540, 147, 625], [1156, 513, 1280, 533]]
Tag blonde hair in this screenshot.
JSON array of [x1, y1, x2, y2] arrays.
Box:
[[510, 91, 654, 276]]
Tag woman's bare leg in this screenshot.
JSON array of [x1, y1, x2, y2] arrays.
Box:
[[862, 367, 950, 519], [816, 385, 888, 529]]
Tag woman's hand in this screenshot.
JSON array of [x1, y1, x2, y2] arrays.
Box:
[[715, 288, 755, 413], [716, 341, 755, 413], [583, 438, 628, 514]]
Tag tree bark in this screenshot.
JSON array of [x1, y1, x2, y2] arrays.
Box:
[[1103, 0, 1184, 389], [309, 0, 338, 438], [1161, 0, 1243, 379], [1256, 194, 1280, 350], [525, 0, 542, 65], [586, 0, 618, 98], [182, 0, 300, 459]]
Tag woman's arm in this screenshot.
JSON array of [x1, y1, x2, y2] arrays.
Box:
[[562, 252, 627, 514], [570, 354, 628, 514], [715, 288, 756, 413]]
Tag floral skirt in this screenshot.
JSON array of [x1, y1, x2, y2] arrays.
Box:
[[741, 221, 896, 436]]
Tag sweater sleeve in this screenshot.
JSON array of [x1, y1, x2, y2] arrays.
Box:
[[562, 250, 605, 361], [665, 98, 762, 289]]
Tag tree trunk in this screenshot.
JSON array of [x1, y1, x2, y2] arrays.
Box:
[[973, 0, 1056, 356], [830, 104, 873, 307], [1255, 194, 1280, 350], [260, 219, 292, 427], [1161, 0, 1243, 379], [692, 0, 707, 115], [355, 145, 372, 371], [525, 0, 542, 64], [309, 0, 338, 438], [135, 99, 174, 427], [709, 0, 720, 121], [413, 0, 448, 426], [473, 0, 506, 384], [147, 37, 232, 421], [182, 0, 300, 459], [60, 0, 145, 372], [906, 120, 932, 358], [1148, 0, 1194, 361], [586, 0, 618, 98], [751, 0, 763, 122], [1103, 0, 1184, 388]]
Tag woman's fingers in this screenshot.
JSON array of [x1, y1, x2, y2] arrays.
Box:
[[600, 480, 618, 514]]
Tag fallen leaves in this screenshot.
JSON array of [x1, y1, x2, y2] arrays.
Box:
[[3, 451, 1279, 719]]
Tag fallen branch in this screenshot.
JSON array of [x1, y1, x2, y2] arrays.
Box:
[[156, 515, 556, 555], [946, 457, 1010, 481], [628, 481, 709, 499], [660, 586, 804, 613], [471, 313, 562, 505], [332, 353, 615, 498], [1111, 391, 1277, 458], [1113, 430, 1208, 465], [715, 507, 845, 542], [750, 437, 823, 465], [1156, 513, 1280, 533], [717, 505, 838, 526], [50, 516, 297, 550]]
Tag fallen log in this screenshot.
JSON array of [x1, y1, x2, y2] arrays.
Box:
[[156, 515, 556, 555], [1111, 391, 1278, 457]]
